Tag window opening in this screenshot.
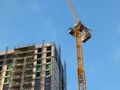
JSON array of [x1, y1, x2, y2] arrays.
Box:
[[46, 52, 51, 57], [46, 70, 51, 76], [46, 64, 51, 70], [37, 54, 42, 58], [34, 79, 40, 86], [36, 66, 41, 72], [36, 72, 40, 78], [46, 58, 51, 63], [37, 60, 41, 64], [38, 48, 42, 53], [0, 61, 3, 65], [47, 46, 51, 51], [7, 64, 12, 70], [4, 78, 10, 83], [5, 71, 11, 76], [45, 84, 51, 90], [45, 77, 51, 84], [34, 86, 40, 90]]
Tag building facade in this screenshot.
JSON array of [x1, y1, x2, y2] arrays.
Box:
[[0, 42, 66, 90]]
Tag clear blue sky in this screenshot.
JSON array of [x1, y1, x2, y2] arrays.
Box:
[[0, 0, 120, 90]]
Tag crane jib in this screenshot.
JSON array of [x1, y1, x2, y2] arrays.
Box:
[[66, 0, 80, 24]]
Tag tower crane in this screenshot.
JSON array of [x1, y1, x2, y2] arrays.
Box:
[[66, 0, 92, 90]]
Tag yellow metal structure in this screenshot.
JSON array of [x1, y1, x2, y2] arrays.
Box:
[[75, 23, 86, 90], [66, 0, 91, 90]]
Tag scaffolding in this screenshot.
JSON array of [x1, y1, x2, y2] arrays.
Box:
[[8, 45, 35, 90]]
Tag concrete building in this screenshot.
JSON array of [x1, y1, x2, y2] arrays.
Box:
[[0, 42, 66, 90]]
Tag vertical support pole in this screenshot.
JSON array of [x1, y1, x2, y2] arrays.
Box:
[[9, 58, 16, 90], [75, 28, 86, 90], [64, 61, 67, 90], [0, 47, 8, 90], [20, 57, 26, 90]]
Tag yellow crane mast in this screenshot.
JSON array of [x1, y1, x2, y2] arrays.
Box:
[[66, 0, 92, 90]]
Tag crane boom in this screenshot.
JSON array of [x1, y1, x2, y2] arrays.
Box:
[[66, 0, 92, 90], [66, 0, 80, 24]]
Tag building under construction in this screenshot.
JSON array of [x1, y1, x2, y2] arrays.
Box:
[[0, 42, 66, 90]]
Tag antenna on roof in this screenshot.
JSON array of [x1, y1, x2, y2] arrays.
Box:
[[42, 40, 45, 45]]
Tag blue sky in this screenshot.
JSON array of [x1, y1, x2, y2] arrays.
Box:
[[0, 0, 120, 90]]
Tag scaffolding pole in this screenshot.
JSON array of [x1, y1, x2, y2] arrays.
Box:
[[20, 57, 26, 90]]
